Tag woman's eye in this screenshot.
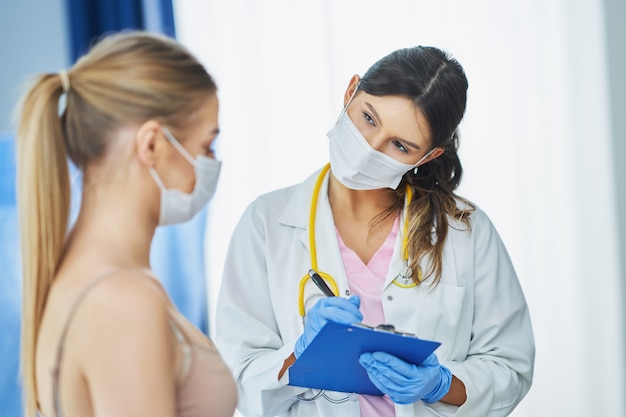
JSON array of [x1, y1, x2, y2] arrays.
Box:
[[392, 140, 409, 154], [204, 146, 215, 157], [204, 135, 219, 156], [362, 112, 376, 126]]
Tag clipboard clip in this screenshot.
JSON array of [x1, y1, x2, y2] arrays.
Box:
[[373, 324, 396, 332], [351, 323, 415, 337]]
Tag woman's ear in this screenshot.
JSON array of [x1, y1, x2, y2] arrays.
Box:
[[421, 147, 445, 165], [135, 120, 163, 168], [343, 74, 361, 106]]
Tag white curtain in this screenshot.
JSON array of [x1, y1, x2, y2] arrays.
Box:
[[173, 1, 624, 416]]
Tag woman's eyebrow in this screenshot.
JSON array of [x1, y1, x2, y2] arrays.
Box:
[[399, 138, 421, 151], [365, 101, 422, 150]]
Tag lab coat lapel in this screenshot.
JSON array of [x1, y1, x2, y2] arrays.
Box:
[[279, 169, 319, 254], [383, 209, 408, 289], [280, 167, 348, 294], [313, 173, 348, 292]]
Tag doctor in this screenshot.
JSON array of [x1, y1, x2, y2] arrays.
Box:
[[215, 46, 534, 417]]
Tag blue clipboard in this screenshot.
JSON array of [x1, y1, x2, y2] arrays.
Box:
[[288, 321, 441, 395]]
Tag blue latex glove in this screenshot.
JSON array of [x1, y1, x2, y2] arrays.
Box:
[[359, 351, 452, 404], [294, 295, 362, 358]]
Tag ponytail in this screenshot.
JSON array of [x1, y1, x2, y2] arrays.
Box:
[[402, 131, 474, 286], [16, 73, 71, 417], [15, 32, 217, 415], [360, 45, 471, 285]]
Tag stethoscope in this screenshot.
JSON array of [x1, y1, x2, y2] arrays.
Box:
[[297, 163, 422, 321]]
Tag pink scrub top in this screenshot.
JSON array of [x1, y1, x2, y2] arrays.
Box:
[[336, 216, 400, 417]]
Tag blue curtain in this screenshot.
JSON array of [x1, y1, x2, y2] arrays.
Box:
[[0, 134, 23, 416], [67, 0, 176, 62]]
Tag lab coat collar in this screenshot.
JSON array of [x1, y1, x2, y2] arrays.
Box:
[[278, 166, 350, 293], [277, 167, 324, 230], [384, 211, 410, 289]]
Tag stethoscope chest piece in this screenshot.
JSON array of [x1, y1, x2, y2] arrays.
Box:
[[392, 265, 420, 288], [402, 266, 413, 280]]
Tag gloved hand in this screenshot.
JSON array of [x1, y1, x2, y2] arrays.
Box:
[[294, 295, 362, 358], [359, 351, 452, 404]]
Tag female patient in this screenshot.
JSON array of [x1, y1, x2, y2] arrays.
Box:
[[16, 31, 236, 417]]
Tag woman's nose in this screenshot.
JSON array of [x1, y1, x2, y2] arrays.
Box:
[[365, 133, 387, 152]]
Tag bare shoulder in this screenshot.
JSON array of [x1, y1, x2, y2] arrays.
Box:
[[81, 270, 170, 314], [69, 270, 175, 368], [61, 273, 179, 415]]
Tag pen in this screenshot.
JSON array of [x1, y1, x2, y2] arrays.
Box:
[[308, 269, 335, 297]]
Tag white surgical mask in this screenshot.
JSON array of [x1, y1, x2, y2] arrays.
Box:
[[327, 88, 436, 190], [149, 127, 222, 226]]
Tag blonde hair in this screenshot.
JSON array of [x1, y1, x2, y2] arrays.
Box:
[[16, 30, 216, 417]]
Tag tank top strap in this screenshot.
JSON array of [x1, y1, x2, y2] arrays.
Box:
[[51, 268, 172, 417], [127, 271, 194, 361]]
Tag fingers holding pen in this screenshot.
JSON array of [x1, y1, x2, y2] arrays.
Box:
[[314, 295, 363, 324], [294, 295, 363, 358]]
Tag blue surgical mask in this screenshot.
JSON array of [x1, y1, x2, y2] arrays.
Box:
[[149, 127, 222, 225]]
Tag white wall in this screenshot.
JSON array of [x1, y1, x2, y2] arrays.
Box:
[[605, 0, 626, 366], [0, 0, 70, 133]]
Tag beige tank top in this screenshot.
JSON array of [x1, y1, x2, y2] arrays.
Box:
[[45, 272, 237, 417]]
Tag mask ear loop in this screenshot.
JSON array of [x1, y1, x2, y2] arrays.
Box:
[[335, 79, 361, 124], [162, 126, 196, 165], [412, 147, 438, 175]]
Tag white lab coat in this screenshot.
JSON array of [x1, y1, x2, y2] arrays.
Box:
[[215, 167, 534, 417]]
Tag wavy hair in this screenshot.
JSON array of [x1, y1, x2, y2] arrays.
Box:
[[360, 46, 474, 285]]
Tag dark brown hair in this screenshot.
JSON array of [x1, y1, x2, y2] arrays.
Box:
[[360, 46, 474, 285]]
